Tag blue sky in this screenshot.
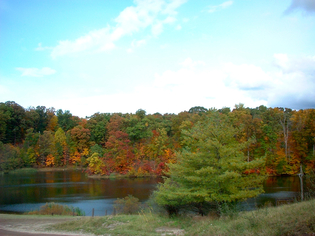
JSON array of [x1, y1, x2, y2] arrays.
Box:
[[1, 0, 315, 118]]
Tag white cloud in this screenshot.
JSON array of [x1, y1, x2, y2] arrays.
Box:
[[269, 54, 315, 108], [208, 1, 233, 13], [0, 84, 10, 95], [163, 16, 177, 24], [51, 27, 113, 58], [51, 0, 186, 58], [274, 53, 289, 70], [152, 22, 164, 36], [175, 24, 182, 30], [127, 39, 147, 53], [274, 53, 315, 74], [180, 57, 205, 68], [39, 54, 314, 117], [223, 63, 272, 90], [16, 67, 56, 77], [161, 0, 187, 15], [35, 43, 53, 51], [151, 58, 265, 112]]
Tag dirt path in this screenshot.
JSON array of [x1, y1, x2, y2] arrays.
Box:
[[0, 228, 83, 236], [0, 214, 92, 236]]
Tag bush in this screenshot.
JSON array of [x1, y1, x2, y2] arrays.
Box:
[[28, 202, 85, 216], [114, 195, 140, 215]]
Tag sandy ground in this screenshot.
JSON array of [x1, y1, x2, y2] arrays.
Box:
[[0, 214, 92, 236]]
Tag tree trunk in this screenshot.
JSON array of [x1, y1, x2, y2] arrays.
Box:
[[298, 164, 304, 201]]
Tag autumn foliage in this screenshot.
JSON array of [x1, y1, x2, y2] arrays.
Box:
[[0, 101, 314, 176]]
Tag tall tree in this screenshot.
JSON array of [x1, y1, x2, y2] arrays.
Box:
[[86, 113, 111, 145], [125, 114, 152, 143], [57, 109, 77, 132], [188, 106, 208, 115], [104, 114, 134, 174], [34, 106, 48, 133], [0, 101, 26, 144], [37, 131, 55, 166], [154, 112, 265, 215], [275, 108, 293, 162]]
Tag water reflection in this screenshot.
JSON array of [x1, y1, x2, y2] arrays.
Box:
[[0, 170, 161, 215], [0, 170, 304, 216]]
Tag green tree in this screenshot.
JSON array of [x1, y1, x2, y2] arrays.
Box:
[[0, 142, 22, 171], [34, 106, 49, 133], [188, 106, 208, 115], [86, 112, 111, 145], [38, 131, 55, 166], [125, 115, 152, 143], [154, 112, 265, 216], [57, 109, 77, 132], [0, 101, 26, 144], [0, 109, 9, 142]]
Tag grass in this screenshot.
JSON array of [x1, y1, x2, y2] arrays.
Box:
[[0, 166, 86, 175], [0, 167, 38, 175], [47, 199, 315, 236]]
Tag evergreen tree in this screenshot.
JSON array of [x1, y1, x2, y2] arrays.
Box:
[[154, 112, 265, 215]]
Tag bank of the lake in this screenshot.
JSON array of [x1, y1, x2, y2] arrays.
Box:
[[1, 167, 158, 179], [1, 199, 314, 236], [87, 173, 159, 179]]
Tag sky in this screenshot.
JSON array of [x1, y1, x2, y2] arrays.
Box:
[[0, 0, 315, 118]]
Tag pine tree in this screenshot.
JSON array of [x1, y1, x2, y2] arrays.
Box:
[[154, 112, 265, 215]]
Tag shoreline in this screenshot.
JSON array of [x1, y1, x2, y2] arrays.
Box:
[[1, 167, 84, 175], [1, 167, 161, 179], [87, 173, 159, 179], [2, 167, 290, 178], [37, 167, 84, 172]]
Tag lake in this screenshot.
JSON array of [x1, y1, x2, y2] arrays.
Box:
[[0, 170, 303, 216]]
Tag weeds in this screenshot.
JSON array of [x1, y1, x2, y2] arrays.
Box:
[[114, 195, 141, 215], [27, 202, 85, 216]]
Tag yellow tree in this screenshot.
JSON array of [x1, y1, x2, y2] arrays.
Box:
[[55, 127, 68, 166]]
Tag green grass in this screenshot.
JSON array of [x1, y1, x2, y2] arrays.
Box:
[[47, 199, 315, 236], [0, 167, 38, 175]]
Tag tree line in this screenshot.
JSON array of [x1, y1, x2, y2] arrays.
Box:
[[0, 101, 314, 176]]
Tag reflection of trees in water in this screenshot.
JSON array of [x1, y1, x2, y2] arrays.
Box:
[[0, 170, 162, 207], [305, 170, 315, 199], [1, 171, 310, 214], [264, 176, 301, 193]]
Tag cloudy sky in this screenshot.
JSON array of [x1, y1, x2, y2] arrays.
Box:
[[1, 0, 315, 117]]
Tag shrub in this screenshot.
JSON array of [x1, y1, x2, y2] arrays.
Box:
[[28, 202, 85, 216], [114, 195, 140, 215]]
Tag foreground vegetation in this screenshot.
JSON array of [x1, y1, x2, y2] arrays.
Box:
[[47, 199, 315, 236]]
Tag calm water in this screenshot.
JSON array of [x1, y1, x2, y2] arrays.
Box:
[[0, 170, 302, 216]]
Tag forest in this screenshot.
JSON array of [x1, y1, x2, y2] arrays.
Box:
[[0, 101, 314, 176]]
